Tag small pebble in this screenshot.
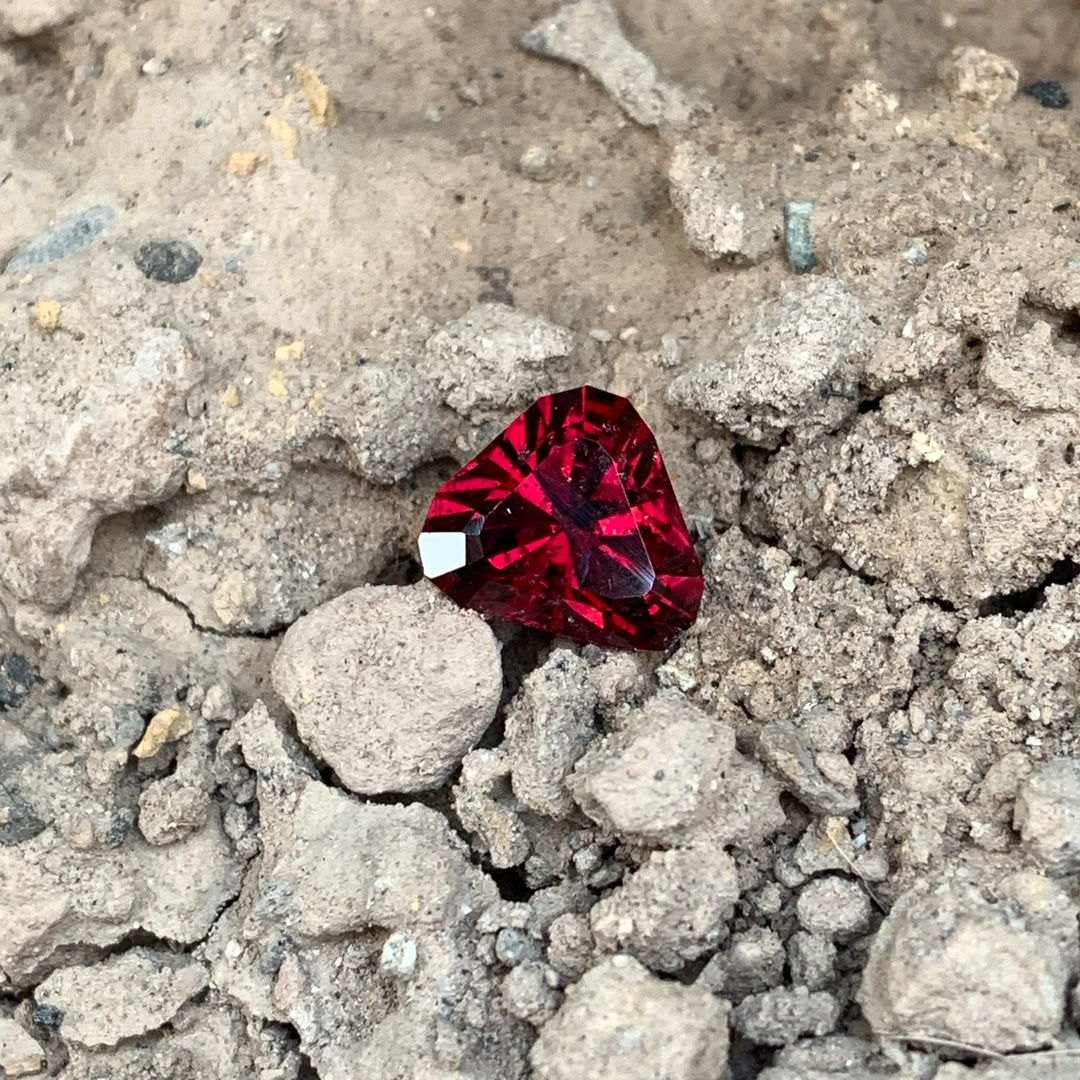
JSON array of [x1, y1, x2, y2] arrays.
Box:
[[659, 333, 681, 368], [30, 1004, 63, 1031], [784, 201, 818, 274], [131, 703, 197, 758], [495, 927, 542, 966], [519, 145, 555, 181], [105, 807, 136, 848], [134, 239, 203, 284], [30, 298, 61, 333], [379, 932, 418, 979], [141, 57, 170, 76], [201, 683, 237, 723], [260, 23, 287, 47], [0, 653, 37, 711], [1022, 80, 1069, 109], [259, 938, 290, 975], [903, 243, 929, 265]]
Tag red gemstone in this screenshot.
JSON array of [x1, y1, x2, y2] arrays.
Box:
[[419, 386, 703, 650]]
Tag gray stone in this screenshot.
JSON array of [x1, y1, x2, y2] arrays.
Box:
[[788, 931, 837, 990], [5, 205, 116, 273], [379, 932, 418, 980], [696, 927, 786, 998], [783, 201, 818, 274], [590, 847, 739, 972], [757, 721, 860, 816], [134, 239, 203, 284], [502, 961, 562, 1026], [496, 928, 542, 966]]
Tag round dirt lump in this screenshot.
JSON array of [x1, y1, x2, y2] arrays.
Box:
[[272, 583, 501, 794]]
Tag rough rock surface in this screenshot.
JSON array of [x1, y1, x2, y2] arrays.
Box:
[[272, 584, 502, 794], [206, 701, 529, 1080], [0, 1018, 44, 1078], [570, 690, 784, 848], [530, 955, 730, 1080], [795, 876, 872, 940], [1014, 759, 1080, 876], [589, 847, 739, 971], [696, 927, 786, 998], [519, 0, 702, 130], [660, 528, 918, 732], [0, 327, 202, 607], [347, 304, 576, 484], [0, 810, 240, 988], [668, 278, 876, 447], [143, 469, 420, 633], [0, 0, 92, 38], [859, 877, 1078, 1052], [732, 987, 841, 1047], [938, 46, 1019, 105], [668, 143, 777, 264], [757, 396, 1080, 608], [35, 949, 209, 1048]]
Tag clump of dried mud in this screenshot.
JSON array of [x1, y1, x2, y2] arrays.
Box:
[[2, 2, 1080, 1079]]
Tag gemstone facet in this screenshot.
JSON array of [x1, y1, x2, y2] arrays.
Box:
[[419, 386, 703, 650]]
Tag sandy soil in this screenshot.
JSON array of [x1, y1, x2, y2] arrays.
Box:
[[3, 1, 1080, 1078]]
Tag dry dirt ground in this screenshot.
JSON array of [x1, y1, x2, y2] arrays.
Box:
[[3, 1, 1080, 1078]]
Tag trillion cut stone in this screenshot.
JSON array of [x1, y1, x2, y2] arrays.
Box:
[[419, 386, 703, 650]]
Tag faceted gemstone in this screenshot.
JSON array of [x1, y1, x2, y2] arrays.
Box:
[[419, 386, 703, 650]]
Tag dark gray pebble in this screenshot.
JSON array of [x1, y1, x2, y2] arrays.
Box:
[[1023, 80, 1070, 109], [111, 704, 147, 750], [259, 937, 292, 975], [31, 1004, 64, 1030], [105, 807, 137, 848], [0, 652, 37, 712], [0, 782, 46, 846], [134, 239, 203, 283], [5, 205, 117, 274]]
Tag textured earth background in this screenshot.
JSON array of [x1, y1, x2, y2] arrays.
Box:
[[3, 1, 1080, 1078]]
